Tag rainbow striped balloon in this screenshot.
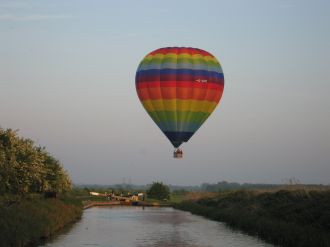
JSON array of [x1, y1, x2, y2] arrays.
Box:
[[135, 47, 224, 148]]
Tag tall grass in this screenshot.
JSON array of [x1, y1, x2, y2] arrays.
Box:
[[174, 189, 330, 247], [0, 196, 82, 247]]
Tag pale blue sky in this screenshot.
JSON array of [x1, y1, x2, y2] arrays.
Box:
[[1, 0, 329, 185]]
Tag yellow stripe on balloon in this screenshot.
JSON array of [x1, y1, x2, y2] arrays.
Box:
[[141, 99, 218, 113], [144, 53, 220, 65]]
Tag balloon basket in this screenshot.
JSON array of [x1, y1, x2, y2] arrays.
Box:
[[173, 148, 183, 159]]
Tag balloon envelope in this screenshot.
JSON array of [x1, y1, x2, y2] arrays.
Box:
[[135, 47, 224, 148]]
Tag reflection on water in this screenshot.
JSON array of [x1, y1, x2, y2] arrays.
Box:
[[40, 206, 273, 247]]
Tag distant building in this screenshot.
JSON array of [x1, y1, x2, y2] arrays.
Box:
[[90, 192, 100, 196]]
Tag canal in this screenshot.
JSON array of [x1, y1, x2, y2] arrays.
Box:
[[40, 206, 274, 247]]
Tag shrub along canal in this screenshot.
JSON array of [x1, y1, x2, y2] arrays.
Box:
[[39, 206, 273, 247]]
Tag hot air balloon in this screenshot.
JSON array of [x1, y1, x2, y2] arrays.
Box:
[[135, 47, 224, 158]]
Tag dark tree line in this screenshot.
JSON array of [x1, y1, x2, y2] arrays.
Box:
[[0, 128, 72, 195], [200, 181, 279, 192]]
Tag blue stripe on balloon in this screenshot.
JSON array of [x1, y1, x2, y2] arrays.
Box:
[[156, 121, 201, 132], [138, 62, 223, 73]]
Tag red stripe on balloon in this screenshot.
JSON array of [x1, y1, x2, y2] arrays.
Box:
[[136, 74, 223, 84]]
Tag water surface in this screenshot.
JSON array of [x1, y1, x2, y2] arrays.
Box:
[[40, 206, 273, 247]]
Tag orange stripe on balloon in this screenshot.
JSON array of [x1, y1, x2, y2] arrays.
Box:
[[136, 87, 222, 102]]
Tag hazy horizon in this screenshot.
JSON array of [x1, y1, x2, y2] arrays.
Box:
[[1, 0, 329, 186]]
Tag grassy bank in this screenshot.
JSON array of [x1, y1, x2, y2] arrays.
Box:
[[0, 195, 83, 247], [174, 189, 330, 247]]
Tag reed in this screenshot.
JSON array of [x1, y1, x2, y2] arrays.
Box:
[[174, 189, 330, 247]]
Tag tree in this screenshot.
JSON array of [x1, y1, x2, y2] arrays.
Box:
[[147, 182, 170, 200], [42, 150, 72, 193], [0, 128, 72, 195]]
